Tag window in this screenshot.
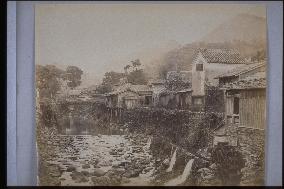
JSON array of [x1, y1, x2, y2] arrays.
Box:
[[233, 97, 239, 114], [196, 64, 203, 71], [193, 97, 203, 105], [145, 96, 152, 105]]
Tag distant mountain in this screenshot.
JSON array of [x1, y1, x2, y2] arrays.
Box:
[[202, 14, 266, 45], [144, 14, 267, 79]]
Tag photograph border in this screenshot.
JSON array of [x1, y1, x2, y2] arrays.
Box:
[[7, 1, 283, 186]]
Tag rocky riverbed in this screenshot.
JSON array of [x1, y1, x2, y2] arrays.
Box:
[[44, 133, 156, 186]]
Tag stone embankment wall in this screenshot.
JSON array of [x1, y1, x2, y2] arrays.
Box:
[[107, 108, 224, 152], [238, 127, 265, 185]]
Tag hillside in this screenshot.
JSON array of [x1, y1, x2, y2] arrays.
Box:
[[144, 14, 267, 79], [202, 14, 266, 45]]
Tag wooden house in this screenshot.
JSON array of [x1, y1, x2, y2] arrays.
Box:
[[215, 61, 266, 88], [221, 72, 266, 129], [148, 79, 166, 106], [157, 88, 192, 109], [105, 83, 153, 109], [176, 89, 192, 109], [213, 71, 266, 148], [191, 48, 246, 109]]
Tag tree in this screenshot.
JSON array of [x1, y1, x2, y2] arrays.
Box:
[[205, 85, 225, 113], [65, 66, 83, 89], [251, 49, 266, 62], [131, 59, 141, 71], [124, 65, 131, 74], [96, 71, 126, 94], [125, 59, 147, 85], [165, 73, 190, 91], [211, 143, 246, 185], [36, 65, 65, 99], [127, 69, 147, 85]]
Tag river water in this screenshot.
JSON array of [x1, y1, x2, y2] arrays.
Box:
[[46, 133, 156, 186]]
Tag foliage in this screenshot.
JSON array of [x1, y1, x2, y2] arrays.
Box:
[[96, 71, 126, 94], [124, 65, 131, 73], [205, 85, 225, 113], [36, 65, 65, 98], [97, 59, 148, 93], [65, 66, 83, 89], [165, 73, 191, 91], [36, 64, 84, 98], [251, 49, 266, 62], [211, 143, 246, 185], [127, 69, 147, 85], [131, 59, 142, 70]]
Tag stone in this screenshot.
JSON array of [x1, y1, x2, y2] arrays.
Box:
[[82, 164, 90, 169], [110, 151, 118, 155], [144, 167, 152, 172], [66, 165, 76, 172], [91, 176, 111, 186], [162, 158, 170, 166], [123, 170, 140, 178], [121, 177, 130, 184], [49, 171, 61, 177], [209, 163, 217, 170], [93, 168, 107, 177], [71, 171, 89, 183], [81, 170, 90, 177], [70, 156, 78, 161]]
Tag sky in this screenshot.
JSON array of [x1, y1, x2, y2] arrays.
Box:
[[35, 3, 266, 86]]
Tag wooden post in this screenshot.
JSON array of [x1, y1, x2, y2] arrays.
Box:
[[110, 108, 112, 122], [223, 89, 227, 124]]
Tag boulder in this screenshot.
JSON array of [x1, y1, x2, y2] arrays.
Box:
[[81, 170, 90, 177], [123, 170, 140, 178], [70, 156, 78, 161], [93, 168, 107, 177], [82, 164, 90, 169], [66, 165, 76, 172], [162, 158, 170, 166], [91, 176, 111, 186], [71, 171, 89, 183], [144, 167, 152, 172]]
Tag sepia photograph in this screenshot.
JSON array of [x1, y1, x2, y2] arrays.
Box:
[[35, 3, 267, 186]]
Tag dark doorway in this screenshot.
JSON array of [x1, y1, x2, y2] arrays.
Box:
[[145, 96, 152, 105], [233, 97, 239, 114]]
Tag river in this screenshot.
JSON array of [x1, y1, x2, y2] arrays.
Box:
[[46, 133, 156, 186]]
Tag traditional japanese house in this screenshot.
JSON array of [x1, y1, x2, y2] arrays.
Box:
[[176, 89, 192, 109], [215, 61, 266, 88], [105, 83, 153, 109], [156, 88, 192, 109], [191, 48, 246, 109], [213, 72, 266, 147], [222, 71, 266, 128], [148, 79, 166, 106]]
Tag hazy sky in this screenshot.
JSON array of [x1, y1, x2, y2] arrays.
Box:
[[35, 3, 266, 86]]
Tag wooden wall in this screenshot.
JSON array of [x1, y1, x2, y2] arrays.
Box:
[[239, 89, 266, 129]]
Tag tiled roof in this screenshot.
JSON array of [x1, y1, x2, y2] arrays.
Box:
[[223, 72, 266, 90], [198, 48, 246, 64], [159, 88, 192, 96], [216, 61, 266, 78], [107, 83, 152, 96]]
